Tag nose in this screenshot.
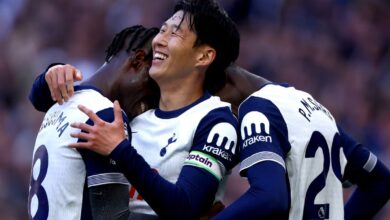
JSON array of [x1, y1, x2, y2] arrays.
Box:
[[152, 32, 168, 49]]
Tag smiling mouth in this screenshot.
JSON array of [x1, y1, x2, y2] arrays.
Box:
[[153, 52, 168, 60]]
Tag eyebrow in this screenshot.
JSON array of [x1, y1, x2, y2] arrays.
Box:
[[161, 22, 182, 32]]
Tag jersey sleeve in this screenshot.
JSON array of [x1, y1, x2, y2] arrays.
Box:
[[29, 63, 63, 112], [78, 107, 130, 188], [212, 162, 289, 220], [338, 126, 390, 219], [75, 97, 131, 219], [238, 96, 290, 176], [184, 106, 239, 181], [212, 97, 291, 219], [110, 139, 220, 219], [338, 125, 380, 185]]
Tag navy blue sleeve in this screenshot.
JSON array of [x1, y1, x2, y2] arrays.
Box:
[[238, 96, 291, 177], [79, 107, 131, 220], [212, 161, 289, 220], [110, 140, 219, 220], [342, 138, 390, 219], [29, 63, 63, 112], [80, 108, 130, 186], [187, 107, 239, 180]]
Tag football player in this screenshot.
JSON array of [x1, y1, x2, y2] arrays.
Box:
[[29, 0, 240, 219], [212, 64, 390, 220], [28, 25, 159, 220], [69, 1, 240, 219]]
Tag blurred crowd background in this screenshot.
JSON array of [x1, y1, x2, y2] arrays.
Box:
[[0, 0, 389, 219]]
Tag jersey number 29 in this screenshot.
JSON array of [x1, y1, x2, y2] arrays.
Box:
[[303, 131, 342, 219]]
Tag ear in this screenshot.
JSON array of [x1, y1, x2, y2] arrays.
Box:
[[195, 46, 216, 67], [130, 49, 147, 70]]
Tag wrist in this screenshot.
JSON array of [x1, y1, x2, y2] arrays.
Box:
[[109, 139, 131, 159]]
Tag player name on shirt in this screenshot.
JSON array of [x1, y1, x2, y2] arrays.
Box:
[[298, 96, 334, 122], [39, 110, 69, 137]]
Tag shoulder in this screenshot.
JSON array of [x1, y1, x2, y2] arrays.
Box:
[[73, 88, 113, 112], [196, 95, 237, 127]]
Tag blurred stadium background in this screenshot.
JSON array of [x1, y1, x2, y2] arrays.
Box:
[[0, 0, 389, 219]]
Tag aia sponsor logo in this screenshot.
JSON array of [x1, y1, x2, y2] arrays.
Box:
[[241, 111, 272, 148]]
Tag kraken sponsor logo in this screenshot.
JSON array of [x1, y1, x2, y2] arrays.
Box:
[[202, 145, 232, 161], [241, 111, 272, 148], [206, 122, 237, 153]]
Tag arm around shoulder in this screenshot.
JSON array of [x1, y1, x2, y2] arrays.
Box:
[[29, 65, 58, 112]]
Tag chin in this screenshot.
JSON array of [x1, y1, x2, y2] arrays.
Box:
[[149, 68, 162, 80]]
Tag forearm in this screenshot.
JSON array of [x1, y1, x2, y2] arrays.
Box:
[[110, 140, 218, 219], [345, 159, 390, 220], [212, 162, 289, 220], [89, 184, 130, 220]]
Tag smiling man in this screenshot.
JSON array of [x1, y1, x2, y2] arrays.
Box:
[[67, 0, 240, 219]]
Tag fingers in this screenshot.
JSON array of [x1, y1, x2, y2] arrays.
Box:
[[69, 122, 93, 148], [75, 69, 83, 81], [71, 121, 93, 133], [78, 105, 105, 125], [69, 141, 91, 149], [45, 64, 82, 104], [70, 130, 91, 141], [44, 73, 56, 102], [65, 66, 75, 98], [113, 100, 124, 124]]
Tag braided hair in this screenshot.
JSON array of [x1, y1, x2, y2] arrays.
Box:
[[105, 25, 158, 63], [105, 25, 160, 118]]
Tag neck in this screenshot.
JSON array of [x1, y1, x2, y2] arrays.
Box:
[[81, 64, 115, 97], [216, 65, 270, 115], [158, 74, 204, 111]]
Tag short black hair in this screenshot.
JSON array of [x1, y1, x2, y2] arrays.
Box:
[[105, 25, 159, 63], [174, 0, 240, 94]]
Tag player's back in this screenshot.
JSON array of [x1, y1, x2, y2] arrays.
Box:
[[28, 88, 113, 220], [240, 84, 347, 219]]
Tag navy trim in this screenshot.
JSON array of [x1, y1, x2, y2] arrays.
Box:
[[262, 82, 290, 89], [155, 91, 211, 119], [74, 85, 103, 94]]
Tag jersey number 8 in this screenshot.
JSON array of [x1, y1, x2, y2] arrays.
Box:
[[28, 145, 49, 220]]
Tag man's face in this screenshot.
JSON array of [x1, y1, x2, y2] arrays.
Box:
[[104, 48, 154, 116], [149, 10, 199, 85]]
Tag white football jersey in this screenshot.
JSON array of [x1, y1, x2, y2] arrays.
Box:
[[239, 84, 348, 220], [129, 94, 238, 215], [28, 87, 129, 220]]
